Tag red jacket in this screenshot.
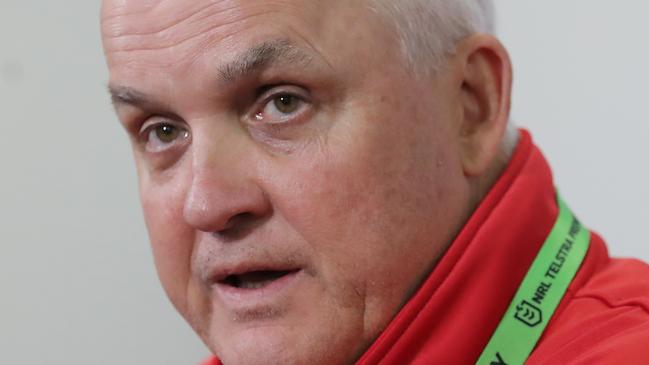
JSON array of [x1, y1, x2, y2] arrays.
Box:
[[203, 131, 649, 364]]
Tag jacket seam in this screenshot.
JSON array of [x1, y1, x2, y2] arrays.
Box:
[[570, 293, 649, 316]]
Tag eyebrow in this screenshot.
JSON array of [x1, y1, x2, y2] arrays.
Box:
[[109, 85, 153, 109], [108, 39, 316, 110], [217, 39, 315, 84]]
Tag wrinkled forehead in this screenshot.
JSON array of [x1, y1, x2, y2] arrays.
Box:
[[100, 0, 320, 36], [100, 0, 388, 69]]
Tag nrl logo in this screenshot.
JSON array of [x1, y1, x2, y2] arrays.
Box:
[[514, 300, 543, 328]]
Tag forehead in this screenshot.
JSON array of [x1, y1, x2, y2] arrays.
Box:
[[101, 0, 383, 71]]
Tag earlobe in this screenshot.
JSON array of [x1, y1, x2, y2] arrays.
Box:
[[456, 34, 513, 177]]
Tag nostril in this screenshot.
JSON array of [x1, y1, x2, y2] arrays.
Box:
[[215, 212, 268, 241], [223, 212, 254, 231]]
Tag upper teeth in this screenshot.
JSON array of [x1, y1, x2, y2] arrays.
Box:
[[239, 280, 270, 289]]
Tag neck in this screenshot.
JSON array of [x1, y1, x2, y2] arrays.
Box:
[[468, 126, 520, 229]]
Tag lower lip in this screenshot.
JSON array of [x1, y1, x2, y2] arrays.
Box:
[[212, 270, 303, 308]]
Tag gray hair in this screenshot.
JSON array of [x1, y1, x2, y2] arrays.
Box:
[[369, 0, 496, 74], [369, 1, 518, 159]]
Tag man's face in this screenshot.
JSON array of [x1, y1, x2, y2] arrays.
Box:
[[102, 1, 472, 364]]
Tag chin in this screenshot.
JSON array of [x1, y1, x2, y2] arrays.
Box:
[[203, 311, 365, 365], [217, 336, 295, 365], [188, 266, 374, 365], [210, 327, 336, 365]]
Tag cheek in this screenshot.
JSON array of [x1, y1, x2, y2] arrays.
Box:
[[139, 178, 196, 315], [270, 140, 433, 279], [278, 123, 451, 251], [264, 102, 469, 323]]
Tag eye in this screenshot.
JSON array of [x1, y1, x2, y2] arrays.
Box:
[[140, 121, 190, 153], [273, 95, 301, 114], [255, 91, 308, 124]]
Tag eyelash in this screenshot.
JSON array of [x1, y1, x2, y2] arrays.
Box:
[[251, 86, 312, 126], [138, 119, 190, 154]]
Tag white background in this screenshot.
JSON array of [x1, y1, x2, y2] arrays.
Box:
[[1, 1, 647, 364]]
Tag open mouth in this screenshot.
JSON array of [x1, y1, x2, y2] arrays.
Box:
[[220, 269, 300, 290]]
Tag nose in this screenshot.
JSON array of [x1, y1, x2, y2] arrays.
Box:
[[182, 132, 271, 235]]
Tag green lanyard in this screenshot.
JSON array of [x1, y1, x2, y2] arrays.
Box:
[[476, 196, 591, 365]]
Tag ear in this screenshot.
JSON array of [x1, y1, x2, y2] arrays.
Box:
[[454, 34, 513, 177]]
